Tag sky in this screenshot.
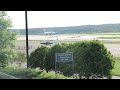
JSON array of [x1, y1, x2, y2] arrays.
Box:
[[6, 11, 120, 29]]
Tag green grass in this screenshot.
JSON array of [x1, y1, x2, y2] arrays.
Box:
[[112, 58, 120, 76], [98, 37, 120, 39], [96, 32, 120, 35], [60, 40, 120, 44], [99, 40, 120, 44], [94, 33, 120, 39]]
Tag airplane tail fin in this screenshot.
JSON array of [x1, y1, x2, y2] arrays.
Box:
[[44, 29, 46, 32]]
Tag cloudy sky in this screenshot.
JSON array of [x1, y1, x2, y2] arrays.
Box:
[[6, 11, 120, 29]]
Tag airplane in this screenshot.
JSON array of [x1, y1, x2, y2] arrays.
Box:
[[40, 39, 59, 45], [43, 29, 56, 35]]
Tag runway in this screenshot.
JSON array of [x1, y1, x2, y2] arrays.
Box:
[[16, 35, 120, 57]]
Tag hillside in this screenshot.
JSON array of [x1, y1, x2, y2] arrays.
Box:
[[11, 23, 120, 35]]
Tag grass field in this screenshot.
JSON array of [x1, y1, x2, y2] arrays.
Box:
[[112, 58, 120, 76]]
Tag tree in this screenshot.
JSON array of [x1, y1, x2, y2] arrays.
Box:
[[0, 11, 17, 67]]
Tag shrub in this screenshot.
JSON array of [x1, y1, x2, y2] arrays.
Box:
[[0, 67, 71, 79], [70, 40, 115, 79], [28, 46, 49, 69], [16, 52, 26, 62], [0, 72, 18, 79], [45, 43, 68, 71], [28, 40, 114, 79], [0, 67, 43, 79], [29, 43, 69, 70], [11, 52, 26, 66], [35, 70, 72, 79]]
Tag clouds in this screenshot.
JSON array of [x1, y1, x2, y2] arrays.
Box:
[[7, 11, 120, 29]]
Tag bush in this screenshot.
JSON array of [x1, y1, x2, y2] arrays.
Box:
[[0, 72, 18, 79], [28, 46, 49, 69], [45, 43, 69, 71], [29, 43, 69, 71], [28, 40, 114, 79], [0, 67, 71, 79], [11, 52, 26, 66], [0, 67, 43, 79], [70, 40, 115, 79], [35, 70, 72, 79], [16, 52, 26, 62]]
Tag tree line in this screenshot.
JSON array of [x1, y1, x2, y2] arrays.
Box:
[[12, 23, 120, 35]]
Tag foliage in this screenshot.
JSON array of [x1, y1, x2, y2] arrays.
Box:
[[0, 67, 43, 79], [29, 43, 72, 76], [0, 67, 71, 79], [12, 52, 26, 63], [28, 46, 49, 69], [35, 70, 71, 79], [45, 43, 68, 71], [29, 40, 115, 78], [17, 52, 26, 62], [0, 72, 18, 79], [0, 11, 17, 67], [70, 40, 115, 79]]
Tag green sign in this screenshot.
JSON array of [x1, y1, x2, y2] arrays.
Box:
[[55, 52, 73, 62]]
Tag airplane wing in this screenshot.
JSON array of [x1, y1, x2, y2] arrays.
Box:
[[51, 39, 59, 43], [40, 39, 59, 45]]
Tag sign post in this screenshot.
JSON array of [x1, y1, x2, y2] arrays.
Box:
[[55, 52, 74, 77]]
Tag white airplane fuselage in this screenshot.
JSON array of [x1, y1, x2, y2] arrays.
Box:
[[44, 29, 56, 35]]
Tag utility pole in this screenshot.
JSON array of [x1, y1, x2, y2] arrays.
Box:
[[25, 11, 29, 68]]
